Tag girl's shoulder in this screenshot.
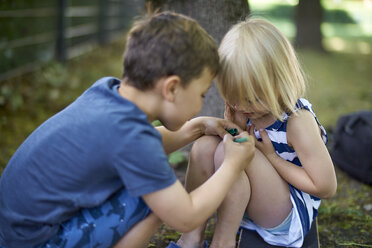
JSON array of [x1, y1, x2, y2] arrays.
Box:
[[287, 98, 328, 145], [281, 98, 313, 121]]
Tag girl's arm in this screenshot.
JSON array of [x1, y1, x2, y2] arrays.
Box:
[[156, 116, 242, 154], [253, 110, 337, 199]]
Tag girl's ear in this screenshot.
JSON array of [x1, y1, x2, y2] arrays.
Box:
[[162, 75, 182, 102]]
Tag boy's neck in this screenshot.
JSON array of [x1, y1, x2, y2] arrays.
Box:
[[117, 81, 161, 123]]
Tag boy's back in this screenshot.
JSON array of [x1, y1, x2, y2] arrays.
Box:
[[0, 77, 176, 246]]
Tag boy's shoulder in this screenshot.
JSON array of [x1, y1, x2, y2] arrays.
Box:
[[91, 76, 120, 87]]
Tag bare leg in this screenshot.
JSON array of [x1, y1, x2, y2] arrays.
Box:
[[113, 213, 162, 248], [177, 136, 221, 248], [210, 142, 250, 248], [245, 149, 292, 228], [210, 143, 292, 248]]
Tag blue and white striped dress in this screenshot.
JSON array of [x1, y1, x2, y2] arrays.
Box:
[[241, 98, 327, 247]]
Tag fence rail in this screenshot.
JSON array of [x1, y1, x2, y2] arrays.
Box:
[[0, 0, 144, 82]]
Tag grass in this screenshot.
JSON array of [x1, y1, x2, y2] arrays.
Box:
[[0, 1, 371, 247], [300, 50, 372, 129]]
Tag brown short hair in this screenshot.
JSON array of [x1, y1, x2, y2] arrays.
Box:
[[122, 11, 219, 90]]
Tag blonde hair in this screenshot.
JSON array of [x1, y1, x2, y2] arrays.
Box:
[[216, 18, 306, 120]]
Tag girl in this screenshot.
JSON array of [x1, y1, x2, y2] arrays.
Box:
[[174, 18, 337, 248]]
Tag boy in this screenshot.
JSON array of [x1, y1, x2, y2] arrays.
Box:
[[0, 12, 255, 247]]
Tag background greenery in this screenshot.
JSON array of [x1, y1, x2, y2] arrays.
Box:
[[0, 0, 371, 247]]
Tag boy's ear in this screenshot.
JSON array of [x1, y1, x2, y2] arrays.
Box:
[[162, 75, 182, 102]]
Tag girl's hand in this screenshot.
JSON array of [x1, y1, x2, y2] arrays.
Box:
[[248, 125, 277, 160], [224, 103, 247, 131], [224, 103, 234, 121]]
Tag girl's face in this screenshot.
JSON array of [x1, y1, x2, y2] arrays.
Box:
[[228, 98, 271, 121]]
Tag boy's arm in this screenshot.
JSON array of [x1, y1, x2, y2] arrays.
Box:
[[143, 132, 255, 232], [253, 110, 337, 199], [156, 116, 242, 154], [113, 213, 162, 248]]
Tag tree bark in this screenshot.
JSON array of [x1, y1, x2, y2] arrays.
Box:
[[146, 0, 250, 118], [295, 0, 325, 51]]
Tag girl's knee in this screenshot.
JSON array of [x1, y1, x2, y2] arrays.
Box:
[[244, 149, 269, 174], [187, 136, 221, 182], [191, 135, 221, 163], [214, 141, 224, 170]]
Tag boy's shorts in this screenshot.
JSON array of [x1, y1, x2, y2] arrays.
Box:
[[36, 188, 150, 248]]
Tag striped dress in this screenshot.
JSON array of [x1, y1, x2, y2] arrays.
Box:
[[241, 98, 327, 247]]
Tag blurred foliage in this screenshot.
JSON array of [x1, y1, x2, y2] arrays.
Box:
[[0, 0, 53, 10], [0, 0, 136, 74], [251, 4, 356, 24], [168, 151, 187, 166], [300, 50, 372, 128]]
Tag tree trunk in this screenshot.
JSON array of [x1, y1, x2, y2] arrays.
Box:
[[146, 0, 250, 118], [295, 0, 324, 51]]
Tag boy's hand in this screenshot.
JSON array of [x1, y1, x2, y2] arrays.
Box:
[[201, 117, 243, 139], [223, 131, 255, 172], [224, 103, 248, 131], [248, 126, 277, 161]]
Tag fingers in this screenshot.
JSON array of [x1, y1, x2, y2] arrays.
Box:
[[202, 117, 247, 139], [232, 131, 255, 146], [223, 120, 244, 134], [248, 125, 270, 144], [248, 125, 259, 143], [223, 131, 256, 170], [239, 131, 255, 146], [223, 133, 234, 144], [248, 125, 253, 135], [224, 131, 253, 147], [224, 103, 234, 121], [258, 128, 271, 144]]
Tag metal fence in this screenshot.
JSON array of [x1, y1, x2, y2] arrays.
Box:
[[0, 0, 144, 82]]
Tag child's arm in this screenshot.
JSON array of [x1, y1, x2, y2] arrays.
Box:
[[253, 110, 337, 199], [156, 116, 242, 154], [143, 132, 255, 232]]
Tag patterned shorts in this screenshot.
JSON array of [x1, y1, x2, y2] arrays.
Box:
[[36, 189, 150, 248]]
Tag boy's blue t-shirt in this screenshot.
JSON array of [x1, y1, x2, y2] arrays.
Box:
[[0, 77, 177, 246]]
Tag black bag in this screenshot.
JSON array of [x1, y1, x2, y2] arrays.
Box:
[[331, 110, 372, 184]]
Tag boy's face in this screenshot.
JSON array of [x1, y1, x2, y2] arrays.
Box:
[[161, 68, 213, 131]]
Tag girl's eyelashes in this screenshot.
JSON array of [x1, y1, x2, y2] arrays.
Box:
[[202, 94, 206, 99]]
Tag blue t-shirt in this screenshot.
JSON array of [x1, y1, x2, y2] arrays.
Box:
[[0, 77, 177, 246]]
